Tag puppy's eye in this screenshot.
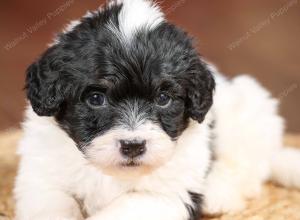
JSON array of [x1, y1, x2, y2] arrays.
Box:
[[156, 93, 172, 108], [86, 92, 106, 107]]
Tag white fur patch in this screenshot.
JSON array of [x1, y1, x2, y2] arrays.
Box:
[[86, 121, 175, 178], [110, 0, 165, 40], [117, 99, 148, 129]]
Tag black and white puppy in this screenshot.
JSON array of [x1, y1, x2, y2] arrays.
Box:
[[14, 0, 300, 220]]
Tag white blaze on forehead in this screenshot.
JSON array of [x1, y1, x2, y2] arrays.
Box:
[[50, 0, 164, 46], [117, 99, 148, 129], [113, 0, 165, 40]]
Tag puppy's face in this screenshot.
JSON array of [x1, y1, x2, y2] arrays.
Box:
[[25, 1, 214, 178]]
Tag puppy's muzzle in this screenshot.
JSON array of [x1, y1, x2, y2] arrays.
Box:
[[119, 139, 146, 158]]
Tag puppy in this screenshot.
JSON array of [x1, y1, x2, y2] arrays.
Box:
[[14, 0, 300, 220]]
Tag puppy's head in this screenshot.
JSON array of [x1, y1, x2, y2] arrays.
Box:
[[25, 0, 215, 178]]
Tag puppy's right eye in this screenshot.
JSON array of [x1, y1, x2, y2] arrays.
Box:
[[86, 92, 106, 107]]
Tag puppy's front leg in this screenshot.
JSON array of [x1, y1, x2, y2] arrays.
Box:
[[203, 160, 259, 215], [87, 193, 191, 220], [15, 190, 84, 220]]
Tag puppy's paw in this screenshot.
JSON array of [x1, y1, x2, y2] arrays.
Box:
[[203, 166, 246, 215], [203, 187, 245, 215]]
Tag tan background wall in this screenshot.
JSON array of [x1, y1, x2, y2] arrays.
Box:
[[0, 0, 299, 132]]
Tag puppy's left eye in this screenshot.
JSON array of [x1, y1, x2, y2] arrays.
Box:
[[156, 93, 172, 108], [86, 92, 106, 107]]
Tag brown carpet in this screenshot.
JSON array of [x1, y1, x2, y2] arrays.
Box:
[[0, 130, 300, 220]]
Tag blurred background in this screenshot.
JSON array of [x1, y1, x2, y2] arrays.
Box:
[[0, 0, 299, 132]]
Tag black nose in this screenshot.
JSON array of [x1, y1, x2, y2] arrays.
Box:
[[120, 140, 146, 158]]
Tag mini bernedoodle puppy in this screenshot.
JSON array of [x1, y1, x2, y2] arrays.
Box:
[[14, 0, 300, 220]]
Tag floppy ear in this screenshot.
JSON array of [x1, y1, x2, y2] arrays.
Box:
[[186, 60, 215, 123], [25, 49, 66, 116]]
